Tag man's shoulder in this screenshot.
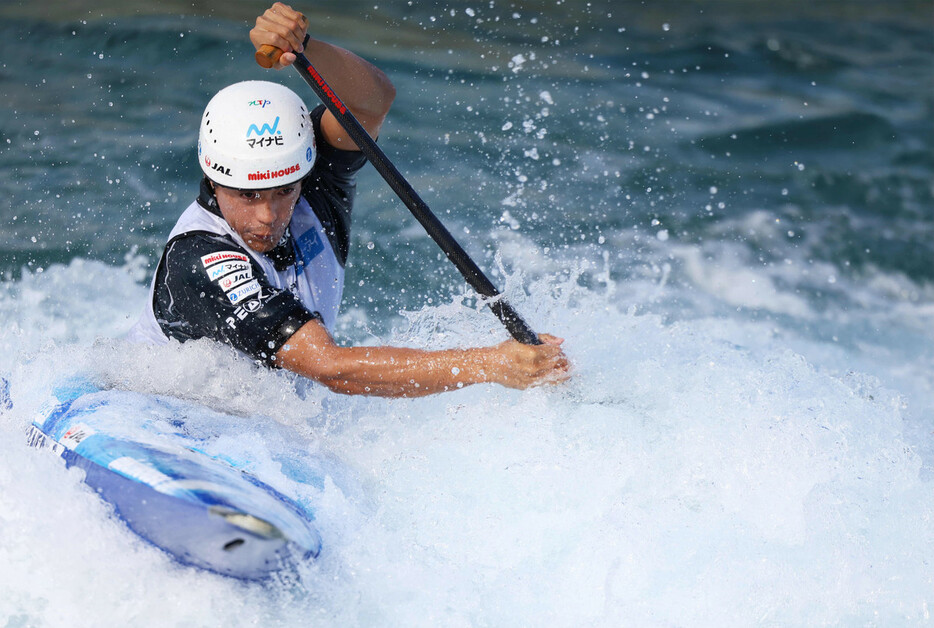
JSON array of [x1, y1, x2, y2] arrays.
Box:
[[164, 231, 249, 263], [160, 231, 257, 289]]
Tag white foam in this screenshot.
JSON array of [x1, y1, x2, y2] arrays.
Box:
[[0, 257, 931, 625]]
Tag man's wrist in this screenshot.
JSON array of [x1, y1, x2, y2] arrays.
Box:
[[459, 346, 497, 386]]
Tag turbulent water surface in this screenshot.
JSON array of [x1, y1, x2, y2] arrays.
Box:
[[1, 1, 932, 625]]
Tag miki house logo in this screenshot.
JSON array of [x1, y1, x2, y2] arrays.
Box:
[[248, 99, 272, 108], [246, 116, 281, 138], [247, 162, 300, 182]]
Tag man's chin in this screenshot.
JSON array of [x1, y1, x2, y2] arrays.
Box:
[[245, 239, 275, 253]]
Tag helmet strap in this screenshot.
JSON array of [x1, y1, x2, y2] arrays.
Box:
[[197, 176, 223, 217]]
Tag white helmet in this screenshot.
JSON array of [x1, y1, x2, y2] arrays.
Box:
[[198, 80, 316, 189]]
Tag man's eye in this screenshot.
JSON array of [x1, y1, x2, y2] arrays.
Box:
[[240, 192, 258, 200], [278, 187, 296, 196]]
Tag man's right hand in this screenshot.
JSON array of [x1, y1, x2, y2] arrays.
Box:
[[484, 334, 571, 390], [249, 2, 309, 70]]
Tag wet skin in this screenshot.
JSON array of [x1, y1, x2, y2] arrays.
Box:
[[212, 183, 301, 253]]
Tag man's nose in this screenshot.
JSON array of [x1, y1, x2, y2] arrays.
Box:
[[253, 199, 277, 224]]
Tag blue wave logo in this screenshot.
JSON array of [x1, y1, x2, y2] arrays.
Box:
[[246, 116, 281, 137]]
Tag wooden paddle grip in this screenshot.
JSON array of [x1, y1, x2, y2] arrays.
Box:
[[255, 44, 283, 69]]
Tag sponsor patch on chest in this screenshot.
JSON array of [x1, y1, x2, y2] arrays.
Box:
[[201, 251, 249, 268], [218, 269, 253, 291], [206, 260, 250, 281], [226, 279, 261, 304], [295, 228, 325, 268]]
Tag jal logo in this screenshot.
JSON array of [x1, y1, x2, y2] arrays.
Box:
[[211, 161, 232, 176], [248, 99, 272, 108], [219, 270, 252, 290], [204, 157, 211, 167], [246, 116, 281, 137]]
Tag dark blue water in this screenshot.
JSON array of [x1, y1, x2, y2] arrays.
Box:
[[1, 2, 932, 625]]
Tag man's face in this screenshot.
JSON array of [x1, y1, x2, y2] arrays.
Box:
[[213, 183, 301, 253]]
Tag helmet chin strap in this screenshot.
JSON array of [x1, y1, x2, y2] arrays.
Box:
[[198, 177, 222, 216]]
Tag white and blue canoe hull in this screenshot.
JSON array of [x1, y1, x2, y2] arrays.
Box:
[[22, 379, 322, 581]]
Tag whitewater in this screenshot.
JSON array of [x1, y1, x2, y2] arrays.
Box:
[[1, 1, 932, 625]]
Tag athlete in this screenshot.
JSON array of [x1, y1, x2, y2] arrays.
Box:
[[128, 2, 570, 397]]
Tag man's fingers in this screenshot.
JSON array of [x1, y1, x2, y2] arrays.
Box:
[[269, 3, 307, 49], [256, 3, 307, 53], [255, 17, 303, 53], [493, 335, 571, 389], [526, 344, 570, 381], [538, 333, 565, 346]]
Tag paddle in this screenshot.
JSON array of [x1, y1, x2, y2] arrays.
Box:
[[256, 42, 542, 346]]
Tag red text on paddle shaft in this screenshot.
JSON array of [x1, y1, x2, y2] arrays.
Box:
[[307, 65, 347, 115]]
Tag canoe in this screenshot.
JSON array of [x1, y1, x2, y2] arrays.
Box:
[[22, 378, 322, 581]]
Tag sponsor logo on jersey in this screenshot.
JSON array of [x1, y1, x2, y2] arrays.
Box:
[[295, 227, 324, 271], [247, 163, 301, 182], [218, 270, 253, 291], [225, 298, 263, 329], [226, 279, 261, 304], [201, 251, 249, 268], [206, 260, 250, 281]]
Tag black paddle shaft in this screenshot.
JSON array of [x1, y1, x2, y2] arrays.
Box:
[[290, 51, 542, 346]]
